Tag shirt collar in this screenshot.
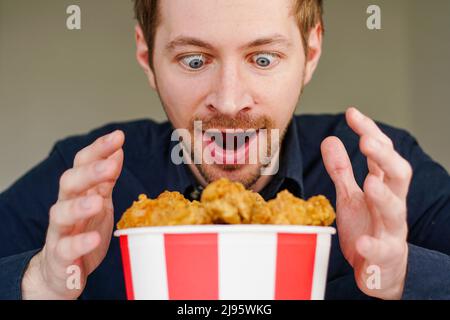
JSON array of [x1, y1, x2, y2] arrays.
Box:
[[169, 141, 203, 200], [259, 118, 305, 200]]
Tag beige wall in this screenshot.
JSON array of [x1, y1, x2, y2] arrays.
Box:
[[1, 0, 449, 191]]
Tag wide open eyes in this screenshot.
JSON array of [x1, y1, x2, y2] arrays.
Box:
[[178, 52, 281, 71], [251, 52, 280, 69], [179, 54, 207, 71]]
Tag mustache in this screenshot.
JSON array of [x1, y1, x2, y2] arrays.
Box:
[[189, 114, 275, 132]]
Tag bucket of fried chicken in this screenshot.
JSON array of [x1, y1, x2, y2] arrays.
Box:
[[114, 178, 336, 300]]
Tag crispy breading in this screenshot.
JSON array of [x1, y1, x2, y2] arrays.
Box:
[[117, 178, 335, 229], [201, 178, 256, 224], [117, 192, 211, 229], [249, 191, 273, 224], [267, 190, 335, 226]]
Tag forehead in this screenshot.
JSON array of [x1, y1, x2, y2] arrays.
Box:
[[157, 0, 299, 47]]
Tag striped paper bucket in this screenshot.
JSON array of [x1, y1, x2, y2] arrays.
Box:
[[114, 225, 336, 300]]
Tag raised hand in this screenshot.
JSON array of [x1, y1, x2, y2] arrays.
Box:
[[321, 108, 412, 299], [22, 130, 125, 299]]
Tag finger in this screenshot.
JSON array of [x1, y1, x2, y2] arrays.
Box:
[[363, 175, 407, 235], [58, 156, 122, 200], [368, 158, 384, 181], [360, 135, 413, 199], [108, 148, 124, 180], [88, 148, 124, 198], [48, 195, 104, 237], [54, 232, 101, 265], [74, 130, 125, 168], [321, 136, 361, 199], [356, 235, 400, 266], [346, 107, 392, 146]]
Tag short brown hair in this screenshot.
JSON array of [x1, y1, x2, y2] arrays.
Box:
[[133, 0, 324, 70]]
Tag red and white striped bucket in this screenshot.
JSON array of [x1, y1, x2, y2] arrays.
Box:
[[114, 225, 336, 300]]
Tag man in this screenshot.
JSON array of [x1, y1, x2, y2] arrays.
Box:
[[0, 0, 449, 300]]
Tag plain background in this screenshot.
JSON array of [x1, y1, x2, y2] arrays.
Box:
[[0, 0, 449, 191]]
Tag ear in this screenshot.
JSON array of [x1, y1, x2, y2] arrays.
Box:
[[303, 22, 323, 86], [135, 24, 157, 90]]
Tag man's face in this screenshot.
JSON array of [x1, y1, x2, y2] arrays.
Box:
[[143, 0, 317, 188]]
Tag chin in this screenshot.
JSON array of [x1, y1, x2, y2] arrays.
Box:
[[197, 163, 263, 189]]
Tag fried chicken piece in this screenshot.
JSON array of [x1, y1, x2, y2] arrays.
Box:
[[117, 179, 335, 229], [268, 190, 335, 226], [267, 191, 308, 225], [201, 178, 270, 224], [117, 191, 211, 229], [150, 191, 211, 226], [249, 192, 273, 224]]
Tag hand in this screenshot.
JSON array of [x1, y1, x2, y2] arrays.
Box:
[[321, 107, 412, 299], [22, 130, 125, 299]]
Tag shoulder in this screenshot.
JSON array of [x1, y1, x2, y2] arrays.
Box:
[[52, 119, 173, 166]]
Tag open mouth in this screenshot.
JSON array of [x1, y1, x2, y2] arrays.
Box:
[[202, 129, 262, 165]]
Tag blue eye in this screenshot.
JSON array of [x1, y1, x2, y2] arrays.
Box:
[[180, 54, 206, 70], [252, 53, 278, 68]]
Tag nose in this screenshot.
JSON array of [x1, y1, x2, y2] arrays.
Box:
[[205, 62, 253, 117]]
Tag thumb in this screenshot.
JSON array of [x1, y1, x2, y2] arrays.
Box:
[[321, 136, 361, 200]]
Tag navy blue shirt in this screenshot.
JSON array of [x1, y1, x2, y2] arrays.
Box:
[[1, 114, 449, 300]]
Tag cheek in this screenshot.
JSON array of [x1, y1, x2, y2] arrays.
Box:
[[155, 70, 211, 129], [250, 69, 303, 127]]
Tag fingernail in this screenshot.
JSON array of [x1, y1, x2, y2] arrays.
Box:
[[362, 239, 372, 254], [359, 237, 372, 255], [352, 108, 363, 120], [105, 131, 116, 143], [83, 234, 95, 247], [95, 161, 108, 173], [80, 197, 92, 210]]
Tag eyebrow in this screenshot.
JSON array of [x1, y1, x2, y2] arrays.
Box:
[[166, 37, 214, 52], [165, 34, 292, 52], [243, 35, 293, 49]]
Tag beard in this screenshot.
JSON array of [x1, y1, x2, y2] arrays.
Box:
[[185, 112, 289, 189]]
